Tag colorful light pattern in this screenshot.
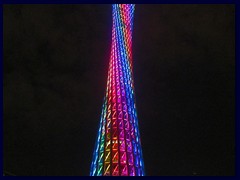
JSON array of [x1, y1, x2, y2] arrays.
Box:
[[90, 4, 145, 176]]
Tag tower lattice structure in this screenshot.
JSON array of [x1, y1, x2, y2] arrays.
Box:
[[90, 4, 145, 176]]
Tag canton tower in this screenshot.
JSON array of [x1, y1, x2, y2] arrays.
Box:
[[90, 4, 145, 176]]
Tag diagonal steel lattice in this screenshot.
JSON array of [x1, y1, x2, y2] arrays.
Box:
[[90, 4, 145, 176]]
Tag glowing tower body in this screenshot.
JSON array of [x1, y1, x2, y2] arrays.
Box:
[[90, 4, 145, 176]]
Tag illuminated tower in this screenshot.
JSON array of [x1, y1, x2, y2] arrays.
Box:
[[90, 4, 145, 176]]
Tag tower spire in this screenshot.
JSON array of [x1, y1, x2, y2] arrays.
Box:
[[90, 4, 145, 176]]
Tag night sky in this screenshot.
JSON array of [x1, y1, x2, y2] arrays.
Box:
[[3, 4, 235, 176]]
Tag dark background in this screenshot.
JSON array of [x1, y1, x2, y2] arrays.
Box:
[[3, 4, 235, 176]]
